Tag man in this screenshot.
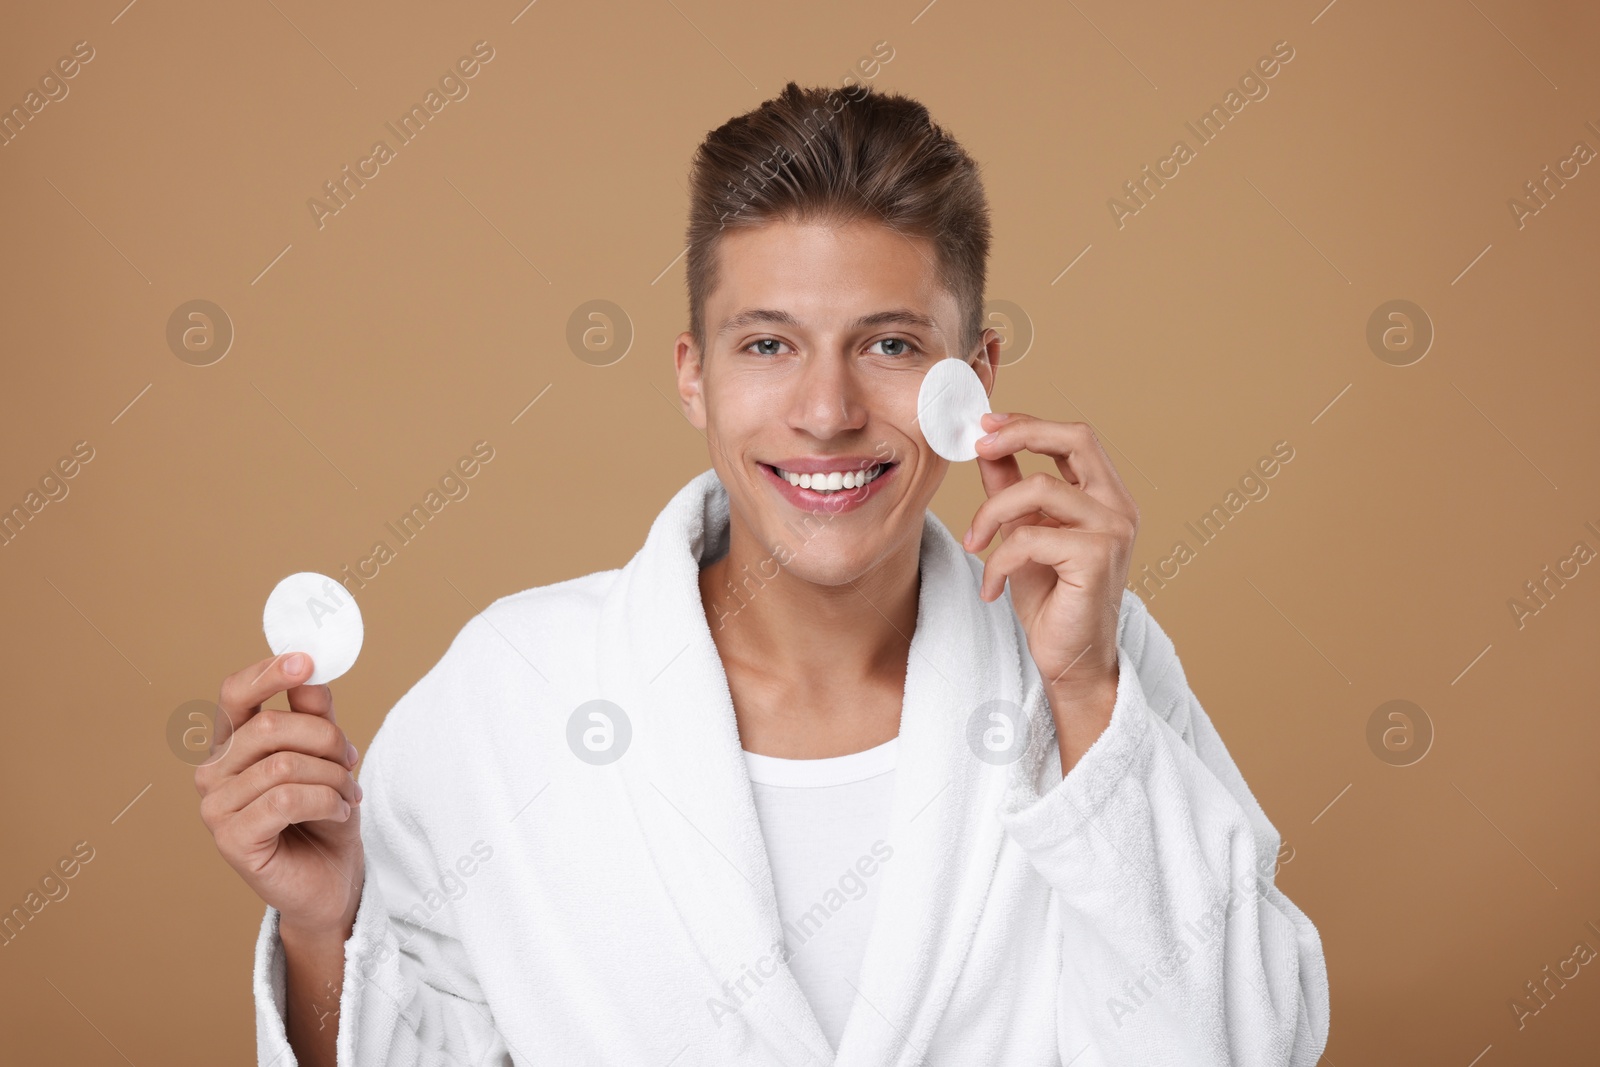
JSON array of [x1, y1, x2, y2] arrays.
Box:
[[199, 81, 1329, 1065]]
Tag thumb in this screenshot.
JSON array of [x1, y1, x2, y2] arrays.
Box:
[[282, 653, 337, 722]]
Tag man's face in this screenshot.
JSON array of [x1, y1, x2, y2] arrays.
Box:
[[675, 217, 996, 587]]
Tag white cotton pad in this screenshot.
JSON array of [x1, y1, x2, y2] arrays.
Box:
[[262, 572, 364, 685], [917, 357, 991, 462]]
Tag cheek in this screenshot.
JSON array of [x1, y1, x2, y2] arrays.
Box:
[[703, 407, 767, 460], [886, 419, 938, 472], [883, 433, 946, 503], [701, 365, 779, 433]]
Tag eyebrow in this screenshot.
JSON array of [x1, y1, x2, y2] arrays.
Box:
[[716, 307, 940, 338]]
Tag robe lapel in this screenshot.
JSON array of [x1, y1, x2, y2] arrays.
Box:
[[829, 487, 1045, 1067], [595, 469, 1048, 1067], [598, 470, 834, 1065]]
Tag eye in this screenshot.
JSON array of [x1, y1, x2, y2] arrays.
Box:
[[744, 337, 791, 357], [868, 336, 919, 358]]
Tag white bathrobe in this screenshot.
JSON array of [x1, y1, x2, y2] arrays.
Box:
[[254, 468, 1329, 1066]]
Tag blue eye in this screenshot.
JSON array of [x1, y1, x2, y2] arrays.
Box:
[[870, 337, 917, 357], [743, 337, 920, 357]]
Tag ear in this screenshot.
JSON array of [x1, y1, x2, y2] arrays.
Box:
[[971, 326, 1003, 398], [673, 331, 709, 431]]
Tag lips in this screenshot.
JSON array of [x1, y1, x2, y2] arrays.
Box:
[[770, 461, 888, 491], [758, 459, 897, 514]]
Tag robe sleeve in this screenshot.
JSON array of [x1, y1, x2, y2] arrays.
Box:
[[998, 589, 1330, 1066], [251, 733, 514, 1066]]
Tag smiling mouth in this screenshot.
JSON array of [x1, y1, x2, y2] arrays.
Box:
[[761, 462, 894, 493]]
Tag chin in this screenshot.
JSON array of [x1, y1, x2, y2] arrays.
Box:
[[769, 519, 916, 586], [772, 549, 872, 589]]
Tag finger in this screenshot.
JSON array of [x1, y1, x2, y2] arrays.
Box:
[[973, 450, 1051, 551], [287, 680, 336, 723], [966, 471, 1126, 552], [205, 751, 360, 824], [225, 784, 352, 852], [978, 524, 1114, 601], [217, 652, 317, 733], [974, 447, 1024, 510], [975, 413, 1135, 519], [210, 709, 355, 782]]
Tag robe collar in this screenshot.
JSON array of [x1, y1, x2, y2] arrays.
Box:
[[594, 467, 1052, 1066]]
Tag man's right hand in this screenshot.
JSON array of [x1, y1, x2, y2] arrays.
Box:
[[197, 652, 365, 943]]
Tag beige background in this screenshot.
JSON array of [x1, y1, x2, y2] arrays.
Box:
[[2, 0, 1598, 1062]]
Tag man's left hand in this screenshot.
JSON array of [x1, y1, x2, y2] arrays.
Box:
[[961, 411, 1140, 769]]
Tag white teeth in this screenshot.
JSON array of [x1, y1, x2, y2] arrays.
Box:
[[775, 464, 886, 492]]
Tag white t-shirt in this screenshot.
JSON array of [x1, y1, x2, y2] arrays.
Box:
[[742, 738, 898, 1050]]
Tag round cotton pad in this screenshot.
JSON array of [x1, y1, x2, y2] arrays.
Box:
[[262, 572, 364, 685], [917, 357, 992, 462]]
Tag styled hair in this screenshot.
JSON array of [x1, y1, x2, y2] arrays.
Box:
[[685, 81, 991, 359]]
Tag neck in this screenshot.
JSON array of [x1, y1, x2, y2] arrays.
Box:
[[698, 512, 921, 748]]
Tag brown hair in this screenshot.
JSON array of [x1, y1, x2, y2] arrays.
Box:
[[684, 81, 991, 360]]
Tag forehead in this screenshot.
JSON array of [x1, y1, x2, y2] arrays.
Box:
[[708, 219, 958, 338]]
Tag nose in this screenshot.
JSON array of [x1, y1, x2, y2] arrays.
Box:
[[786, 346, 867, 440]]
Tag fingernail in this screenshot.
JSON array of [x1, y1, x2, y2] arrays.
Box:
[[976, 432, 998, 447], [988, 412, 1011, 424], [346, 741, 359, 765], [962, 525, 973, 546], [283, 652, 305, 675], [353, 782, 364, 804]]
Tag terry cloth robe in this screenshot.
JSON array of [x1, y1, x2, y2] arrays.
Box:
[[253, 467, 1330, 1066]]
